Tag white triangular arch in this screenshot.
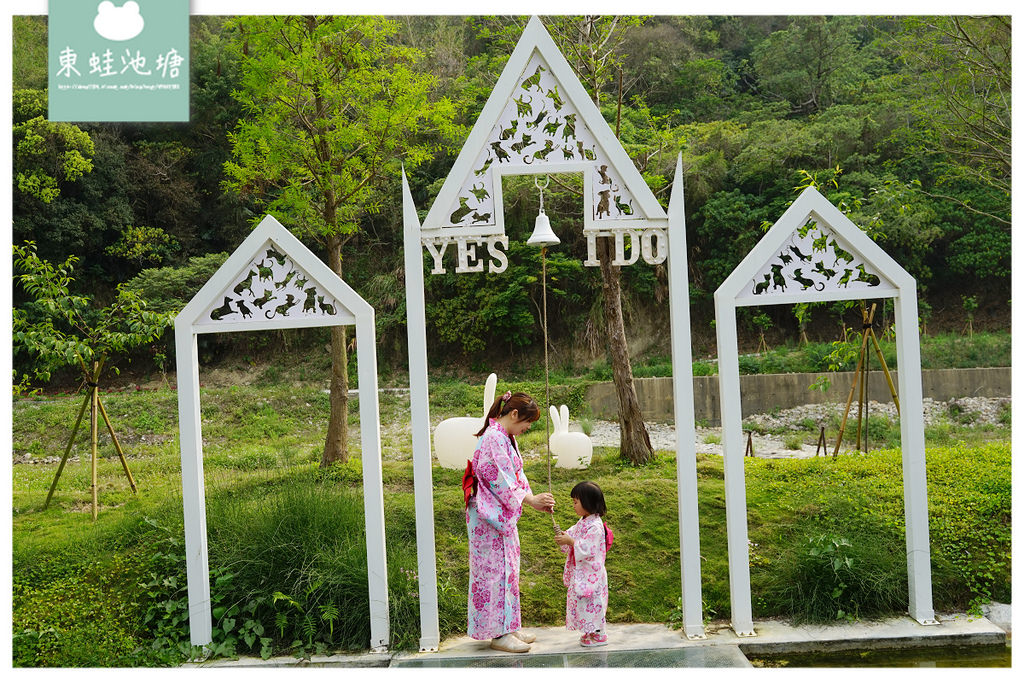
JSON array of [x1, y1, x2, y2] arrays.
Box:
[[721, 186, 905, 307], [713, 187, 936, 635], [174, 215, 390, 651], [422, 16, 667, 235], [177, 215, 360, 332]]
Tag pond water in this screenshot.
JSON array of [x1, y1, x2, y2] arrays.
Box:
[[749, 644, 1010, 668]]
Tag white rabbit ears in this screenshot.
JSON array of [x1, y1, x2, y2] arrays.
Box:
[[549, 404, 570, 432], [549, 404, 561, 429], [482, 373, 498, 418]]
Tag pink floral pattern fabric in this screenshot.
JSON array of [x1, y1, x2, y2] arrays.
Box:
[[465, 419, 533, 639], [559, 513, 608, 633]]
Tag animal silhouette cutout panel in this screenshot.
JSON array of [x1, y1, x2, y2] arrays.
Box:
[[447, 51, 639, 229], [197, 240, 344, 325], [737, 217, 894, 303]]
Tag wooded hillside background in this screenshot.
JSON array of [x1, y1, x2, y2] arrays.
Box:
[[12, 15, 1011, 382]]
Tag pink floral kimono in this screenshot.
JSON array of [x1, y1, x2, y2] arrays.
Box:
[[559, 513, 609, 633], [465, 419, 533, 640]]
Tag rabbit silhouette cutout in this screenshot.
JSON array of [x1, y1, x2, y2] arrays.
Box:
[[433, 373, 497, 469], [549, 404, 592, 469]]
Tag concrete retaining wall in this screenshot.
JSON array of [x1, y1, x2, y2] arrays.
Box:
[[584, 367, 1010, 425]]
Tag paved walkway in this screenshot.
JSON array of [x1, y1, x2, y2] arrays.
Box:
[[187, 608, 1009, 668]]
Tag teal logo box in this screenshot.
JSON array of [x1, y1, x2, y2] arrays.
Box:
[[48, 0, 189, 122]]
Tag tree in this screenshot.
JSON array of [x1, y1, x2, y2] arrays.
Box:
[[13, 242, 174, 518], [13, 90, 94, 205], [542, 15, 655, 465], [887, 16, 1010, 225], [750, 16, 882, 115], [223, 16, 458, 466]]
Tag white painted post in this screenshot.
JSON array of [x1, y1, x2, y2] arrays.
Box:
[[175, 325, 212, 647], [713, 295, 755, 636], [893, 292, 937, 624], [355, 308, 391, 650], [667, 155, 705, 640], [403, 171, 441, 651]]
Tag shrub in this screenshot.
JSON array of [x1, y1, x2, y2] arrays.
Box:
[[123, 252, 229, 314], [758, 531, 908, 622], [783, 434, 803, 450]]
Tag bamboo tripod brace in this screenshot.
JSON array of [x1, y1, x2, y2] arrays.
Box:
[[832, 302, 901, 458], [44, 358, 138, 520]]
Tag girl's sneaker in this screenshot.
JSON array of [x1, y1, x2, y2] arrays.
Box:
[[580, 632, 608, 647]]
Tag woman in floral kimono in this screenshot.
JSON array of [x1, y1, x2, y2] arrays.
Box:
[[466, 391, 555, 653], [554, 481, 610, 647]]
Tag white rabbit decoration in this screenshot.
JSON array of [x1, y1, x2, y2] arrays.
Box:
[[433, 373, 497, 469], [549, 404, 592, 469]]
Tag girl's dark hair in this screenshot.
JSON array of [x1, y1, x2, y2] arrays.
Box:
[[570, 481, 607, 517], [475, 392, 540, 438]]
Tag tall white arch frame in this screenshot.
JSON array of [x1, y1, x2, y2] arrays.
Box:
[[404, 17, 706, 651], [174, 215, 390, 650], [714, 186, 937, 635]]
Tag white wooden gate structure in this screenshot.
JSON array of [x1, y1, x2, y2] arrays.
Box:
[[714, 187, 937, 635], [403, 16, 706, 650], [174, 215, 390, 650]]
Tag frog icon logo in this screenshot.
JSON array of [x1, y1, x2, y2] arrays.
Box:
[[93, 1, 145, 42]]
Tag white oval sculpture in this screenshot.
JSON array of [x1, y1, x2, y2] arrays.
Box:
[[549, 404, 593, 469], [433, 373, 497, 469]]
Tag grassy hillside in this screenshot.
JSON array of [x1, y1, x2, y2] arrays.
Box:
[[11, 383, 1010, 666]]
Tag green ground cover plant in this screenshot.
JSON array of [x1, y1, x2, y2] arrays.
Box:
[[11, 381, 1010, 665]]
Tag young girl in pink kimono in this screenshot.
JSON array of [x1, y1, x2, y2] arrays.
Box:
[[555, 481, 610, 647], [466, 391, 555, 653]]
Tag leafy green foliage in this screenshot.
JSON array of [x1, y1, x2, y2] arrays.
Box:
[[223, 16, 460, 241], [122, 252, 229, 314], [13, 93, 95, 204], [106, 225, 180, 268], [13, 242, 175, 389]]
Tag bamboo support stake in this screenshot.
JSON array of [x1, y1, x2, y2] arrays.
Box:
[[44, 392, 91, 509], [833, 323, 870, 458], [816, 425, 828, 458], [870, 328, 901, 414], [855, 306, 870, 451], [97, 396, 138, 493], [90, 369, 100, 521]]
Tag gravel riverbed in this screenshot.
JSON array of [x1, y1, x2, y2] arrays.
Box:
[[575, 396, 1009, 459]]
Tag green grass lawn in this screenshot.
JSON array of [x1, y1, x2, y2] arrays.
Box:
[[11, 385, 1011, 666]]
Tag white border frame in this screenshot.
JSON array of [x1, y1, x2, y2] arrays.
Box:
[[714, 186, 936, 635], [174, 215, 390, 650]]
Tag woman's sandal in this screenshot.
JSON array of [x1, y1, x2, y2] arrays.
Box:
[[490, 633, 531, 653], [580, 632, 607, 648], [513, 630, 536, 644]]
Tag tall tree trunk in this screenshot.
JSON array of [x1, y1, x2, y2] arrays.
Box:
[[321, 232, 349, 467], [596, 235, 653, 465], [579, 13, 653, 465]]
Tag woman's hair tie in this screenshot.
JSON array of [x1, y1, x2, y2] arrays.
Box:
[[501, 390, 512, 402]]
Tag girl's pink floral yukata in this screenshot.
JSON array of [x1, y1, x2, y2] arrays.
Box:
[[466, 418, 533, 640], [559, 513, 608, 633]]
